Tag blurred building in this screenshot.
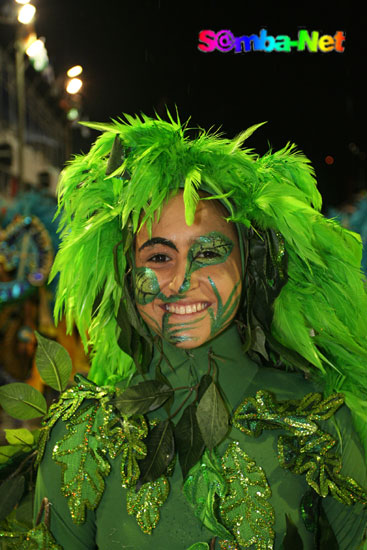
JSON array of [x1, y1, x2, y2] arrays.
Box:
[[0, 44, 67, 196]]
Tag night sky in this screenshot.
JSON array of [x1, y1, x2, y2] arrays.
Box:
[[30, 2, 367, 207]]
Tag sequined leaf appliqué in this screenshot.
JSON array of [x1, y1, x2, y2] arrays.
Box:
[[233, 390, 367, 506], [36, 375, 112, 468], [232, 391, 343, 438], [95, 413, 148, 488], [42, 374, 152, 527], [219, 441, 275, 550], [183, 450, 234, 541], [0, 522, 63, 550], [126, 475, 170, 534], [52, 401, 111, 524]]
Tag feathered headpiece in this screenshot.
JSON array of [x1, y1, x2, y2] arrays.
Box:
[[51, 112, 367, 452]]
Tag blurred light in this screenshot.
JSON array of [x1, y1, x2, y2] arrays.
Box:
[[33, 54, 48, 72], [26, 38, 43, 57], [25, 37, 49, 72], [23, 31, 37, 50], [66, 78, 83, 94], [17, 3, 36, 24], [67, 65, 83, 78], [325, 155, 334, 165], [15, 0, 31, 4], [67, 108, 79, 121]]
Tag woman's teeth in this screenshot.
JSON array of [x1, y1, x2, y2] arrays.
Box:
[[165, 303, 208, 315]]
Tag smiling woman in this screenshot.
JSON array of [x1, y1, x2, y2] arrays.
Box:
[[3, 112, 367, 550]]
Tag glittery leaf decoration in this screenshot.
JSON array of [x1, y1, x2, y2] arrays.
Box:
[[220, 441, 275, 550], [93, 400, 148, 489], [183, 450, 233, 541], [36, 374, 112, 468], [52, 401, 111, 524], [0, 522, 63, 549], [233, 390, 367, 506], [232, 390, 344, 438], [278, 432, 367, 505], [126, 475, 170, 534], [118, 416, 148, 487]]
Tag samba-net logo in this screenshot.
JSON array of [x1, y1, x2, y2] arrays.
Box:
[[198, 29, 346, 53]]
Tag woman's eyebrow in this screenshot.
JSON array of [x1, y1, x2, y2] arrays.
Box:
[[138, 237, 178, 252]]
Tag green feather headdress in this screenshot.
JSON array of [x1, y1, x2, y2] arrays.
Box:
[[51, 112, 367, 452]]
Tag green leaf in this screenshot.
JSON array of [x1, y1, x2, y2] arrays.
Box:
[[35, 331, 72, 391], [126, 475, 169, 534], [196, 382, 229, 449], [15, 491, 34, 529], [106, 134, 125, 176], [116, 300, 132, 356], [0, 475, 25, 521], [114, 380, 174, 416], [175, 403, 205, 479], [137, 420, 175, 487], [155, 363, 174, 414], [0, 383, 47, 420], [280, 514, 304, 550], [0, 444, 26, 464], [186, 543, 209, 550], [251, 325, 269, 360], [197, 374, 212, 401], [183, 450, 232, 540], [4, 428, 34, 447]]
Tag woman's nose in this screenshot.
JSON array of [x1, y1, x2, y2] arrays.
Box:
[[167, 260, 199, 295]]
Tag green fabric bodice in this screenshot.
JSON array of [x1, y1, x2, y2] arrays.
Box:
[[33, 325, 367, 549]]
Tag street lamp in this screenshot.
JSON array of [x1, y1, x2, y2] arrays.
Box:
[[14, 1, 48, 191], [63, 66, 84, 158]]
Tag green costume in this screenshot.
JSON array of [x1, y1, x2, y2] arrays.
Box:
[[33, 326, 367, 549], [1, 112, 367, 549]]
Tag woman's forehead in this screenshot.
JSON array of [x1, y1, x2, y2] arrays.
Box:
[[136, 192, 237, 246]]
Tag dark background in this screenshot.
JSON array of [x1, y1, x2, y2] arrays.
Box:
[[8, 1, 367, 208]]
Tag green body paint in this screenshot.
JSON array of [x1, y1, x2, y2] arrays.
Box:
[[134, 231, 238, 344]]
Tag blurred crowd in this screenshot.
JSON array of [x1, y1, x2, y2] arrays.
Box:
[[0, 184, 89, 438]]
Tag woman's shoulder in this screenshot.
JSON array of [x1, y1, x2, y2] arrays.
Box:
[[249, 362, 321, 399]]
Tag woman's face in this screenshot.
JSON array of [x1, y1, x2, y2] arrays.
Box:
[[134, 191, 242, 348]]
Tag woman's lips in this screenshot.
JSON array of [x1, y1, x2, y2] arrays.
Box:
[[161, 302, 210, 315]]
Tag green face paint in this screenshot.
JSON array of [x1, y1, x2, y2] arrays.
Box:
[[207, 277, 241, 337], [178, 232, 234, 293], [161, 312, 206, 344]]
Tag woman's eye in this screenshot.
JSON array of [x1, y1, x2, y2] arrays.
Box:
[[147, 254, 171, 263], [196, 250, 220, 260]]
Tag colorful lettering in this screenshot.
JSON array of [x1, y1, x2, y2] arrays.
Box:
[[198, 29, 346, 54]]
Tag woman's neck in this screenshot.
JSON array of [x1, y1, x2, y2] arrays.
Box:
[[149, 323, 259, 410]]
